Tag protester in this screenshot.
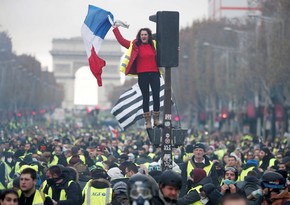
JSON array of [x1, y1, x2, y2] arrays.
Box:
[[82, 168, 112, 205], [220, 193, 248, 205], [220, 167, 245, 197], [0, 189, 19, 205], [152, 170, 182, 205], [112, 23, 161, 129], [260, 171, 290, 204], [178, 168, 213, 204], [41, 165, 82, 205], [18, 168, 53, 205], [181, 143, 219, 196], [127, 174, 154, 205]]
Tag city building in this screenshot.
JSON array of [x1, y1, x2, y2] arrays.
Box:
[[208, 0, 261, 19]]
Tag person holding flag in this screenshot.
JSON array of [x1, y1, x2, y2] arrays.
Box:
[[112, 22, 162, 129]]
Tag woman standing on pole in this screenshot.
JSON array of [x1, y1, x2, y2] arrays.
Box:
[[112, 22, 161, 129]]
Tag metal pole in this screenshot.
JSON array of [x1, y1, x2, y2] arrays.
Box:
[[161, 67, 173, 170]]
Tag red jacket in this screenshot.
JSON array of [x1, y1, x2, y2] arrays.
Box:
[[113, 27, 157, 75]]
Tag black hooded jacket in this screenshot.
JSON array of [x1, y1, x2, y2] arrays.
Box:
[[178, 177, 213, 205], [43, 172, 82, 205]]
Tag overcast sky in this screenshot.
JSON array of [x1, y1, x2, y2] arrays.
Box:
[[0, 0, 208, 71]]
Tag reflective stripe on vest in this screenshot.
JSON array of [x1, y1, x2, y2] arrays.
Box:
[[47, 180, 73, 200], [187, 160, 213, 179], [238, 166, 254, 182], [187, 185, 203, 205], [83, 187, 112, 205], [120, 40, 156, 75]]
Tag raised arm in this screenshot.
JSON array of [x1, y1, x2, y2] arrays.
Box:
[[112, 27, 131, 49]]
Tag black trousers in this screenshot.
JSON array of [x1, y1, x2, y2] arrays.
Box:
[[138, 72, 160, 113]]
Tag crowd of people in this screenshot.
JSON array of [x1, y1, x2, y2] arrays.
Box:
[[0, 119, 290, 205]]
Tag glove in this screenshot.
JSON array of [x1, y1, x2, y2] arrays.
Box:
[[247, 189, 263, 200], [114, 20, 130, 28]]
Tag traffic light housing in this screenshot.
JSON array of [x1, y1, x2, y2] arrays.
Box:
[[149, 11, 179, 68]]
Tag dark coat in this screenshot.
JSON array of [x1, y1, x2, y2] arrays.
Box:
[[42, 173, 82, 205], [180, 155, 219, 196], [243, 176, 263, 205], [151, 190, 177, 205], [178, 177, 213, 205]]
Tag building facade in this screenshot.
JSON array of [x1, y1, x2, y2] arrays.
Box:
[[208, 0, 261, 19]]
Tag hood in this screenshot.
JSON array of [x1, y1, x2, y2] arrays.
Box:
[[195, 176, 213, 187], [244, 176, 259, 183], [90, 178, 111, 189]]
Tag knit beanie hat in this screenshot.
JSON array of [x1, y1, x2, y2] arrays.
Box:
[[113, 181, 127, 194], [246, 159, 258, 167], [190, 168, 206, 183], [193, 143, 206, 151]]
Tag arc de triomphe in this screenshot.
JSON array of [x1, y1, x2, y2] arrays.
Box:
[[50, 37, 123, 109]]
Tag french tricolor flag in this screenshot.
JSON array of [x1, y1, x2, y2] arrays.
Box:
[[81, 5, 114, 86]]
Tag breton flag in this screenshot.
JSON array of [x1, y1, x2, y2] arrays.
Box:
[[111, 78, 165, 130], [81, 5, 114, 86]]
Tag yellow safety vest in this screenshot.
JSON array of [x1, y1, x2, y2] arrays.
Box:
[[214, 149, 227, 161], [82, 186, 112, 205], [40, 180, 47, 192], [82, 179, 92, 195], [0, 161, 12, 189], [187, 160, 213, 179], [148, 153, 156, 159], [183, 153, 194, 162], [120, 40, 157, 75], [96, 155, 108, 162], [237, 166, 255, 182], [43, 180, 73, 200], [259, 158, 276, 169], [187, 185, 203, 205], [18, 190, 47, 205], [48, 155, 59, 167]]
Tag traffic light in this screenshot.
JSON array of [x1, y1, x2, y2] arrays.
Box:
[[149, 11, 179, 68]]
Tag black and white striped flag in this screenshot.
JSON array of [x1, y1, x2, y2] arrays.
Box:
[[111, 78, 165, 130]]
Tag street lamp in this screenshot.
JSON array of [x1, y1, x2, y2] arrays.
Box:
[[223, 27, 248, 35]]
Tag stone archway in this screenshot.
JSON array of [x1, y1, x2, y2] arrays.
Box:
[[50, 37, 123, 109]]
